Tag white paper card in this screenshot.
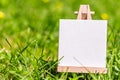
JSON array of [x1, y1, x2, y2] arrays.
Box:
[[58, 19, 107, 68]]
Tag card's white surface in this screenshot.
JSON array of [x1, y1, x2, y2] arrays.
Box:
[[58, 19, 107, 68]]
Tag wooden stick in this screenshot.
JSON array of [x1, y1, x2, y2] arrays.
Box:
[[58, 66, 107, 74], [74, 11, 95, 15]]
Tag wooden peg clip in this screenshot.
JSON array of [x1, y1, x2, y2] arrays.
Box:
[[74, 5, 95, 20]]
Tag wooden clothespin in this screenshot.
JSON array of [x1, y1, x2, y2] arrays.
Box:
[[74, 5, 95, 20]]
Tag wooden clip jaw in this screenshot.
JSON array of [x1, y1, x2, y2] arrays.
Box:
[[74, 5, 95, 20]]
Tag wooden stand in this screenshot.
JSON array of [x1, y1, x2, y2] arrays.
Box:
[[58, 5, 107, 74]]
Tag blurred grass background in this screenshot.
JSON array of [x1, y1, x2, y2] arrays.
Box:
[[0, 0, 120, 80]]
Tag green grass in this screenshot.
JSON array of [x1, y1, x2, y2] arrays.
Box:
[[0, 0, 120, 80]]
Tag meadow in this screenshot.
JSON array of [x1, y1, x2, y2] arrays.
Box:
[[0, 0, 120, 80]]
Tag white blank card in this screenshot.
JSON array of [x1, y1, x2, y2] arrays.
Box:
[[58, 19, 107, 68]]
